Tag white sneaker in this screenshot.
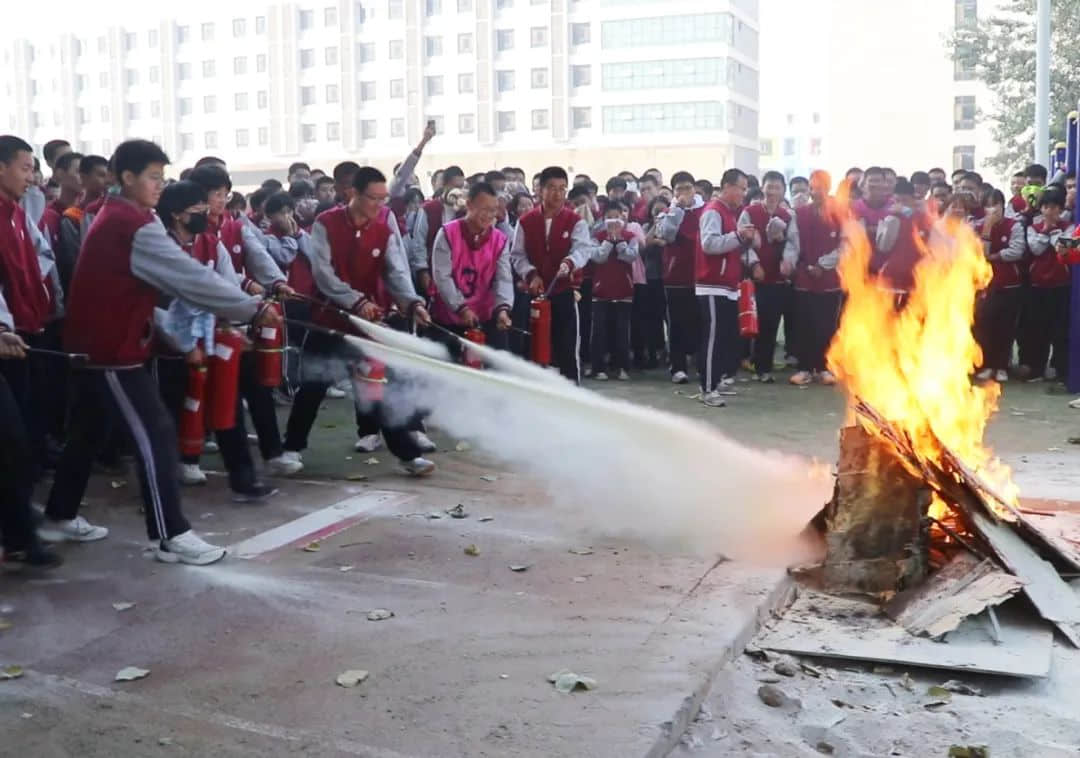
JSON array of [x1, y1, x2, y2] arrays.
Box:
[[819, 370, 838, 386], [411, 431, 437, 453], [354, 434, 383, 453], [720, 376, 736, 387], [671, 371, 689, 384], [155, 530, 226, 566], [326, 386, 347, 399], [789, 371, 813, 386], [402, 457, 436, 477], [179, 463, 207, 486], [975, 368, 993, 381], [995, 369, 1009, 383], [1068, 396, 1080, 410], [38, 515, 109, 543], [701, 390, 727, 408], [594, 371, 609, 381], [755, 373, 775, 384], [203, 439, 219, 454], [617, 369, 630, 381], [267, 453, 304, 476], [784, 355, 799, 367]]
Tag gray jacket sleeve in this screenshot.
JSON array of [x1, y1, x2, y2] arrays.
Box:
[[58, 216, 81, 289], [20, 185, 46, 227], [130, 219, 261, 322], [876, 215, 901, 253], [244, 216, 291, 268], [240, 221, 287, 285], [783, 213, 800, 267], [28, 216, 64, 318], [0, 285, 13, 331], [409, 212, 430, 273], [383, 225, 422, 310], [656, 207, 685, 244], [390, 149, 421, 198], [699, 209, 742, 255], [308, 220, 363, 310], [616, 236, 639, 264], [1026, 225, 1056, 256], [494, 234, 514, 311], [1000, 222, 1026, 262], [568, 218, 597, 270], [510, 221, 535, 279], [430, 228, 464, 312], [215, 241, 243, 285]]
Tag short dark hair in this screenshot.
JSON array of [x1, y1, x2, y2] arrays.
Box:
[[443, 165, 465, 182], [670, 171, 695, 188], [264, 191, 296, 216], [226, 191, 246, 211], [605, 199, 627, 214], [961, 171, 983, 185], [332, 161, 360, 183], [288, 161, 311, 175], [844, 166, 863, 177], [789, 175, 809, 188], [78, 154, 109, 175], [0, 135, 34, 165], [930, 181, 951, 194], [352, 166, 386, 194], [404, 187, 425, 205], [111, 139, 170, 180], [1012, 171, 1026, 179], [761, 170, 786, 187], [985, 188, 1006, 207], [1026, 164, 1049, 182], [910, 171, 930, 185], [250, 187, 271, 211], [745, 188, 764, 204], [194, 155, 226, 168], [893, 178, 915, 195], [42, 139, 71, 164], [567, 185, 590, 203], [179, 168, 193, 181], [605, 176, 628, 193], [156, 180, 207, 227], [483, 170, 506, 184], [882, 167, 897, 178], [288, 179, 316, 199], [53, 151, 83, 173], [639, 174, 659, 187], [188, 164, 233, 193], [720, 168, 747, 188], [694, 179, 714, 197], [928, 167, 946, 176], [1040, 186, 1066, 208], [863, 166, 885, 180], [617, 171, 638, 181], [581, 179, 599, 196], [261, 178, 283, 191], [539, 166, 569, 188], [315, 175, 335, 189], [468, 181, 497, 201]]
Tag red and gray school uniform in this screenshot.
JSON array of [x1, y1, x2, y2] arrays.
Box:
[[792, 201, 844, 374], [973, 216, 1026, 372], [654, 198, 704, 376], [1024, 218, 1073, 377], [408, 200, 458, 278], [47, 194, 261, 546], [852, 197, 892, 273], [875, 209, 933, 295], [696, 200, 756, 391], [509, 204, 597, 383], [740, 203, 798, 376], [591, 228, 639, 373]]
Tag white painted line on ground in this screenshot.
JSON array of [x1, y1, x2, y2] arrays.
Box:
[[228, 490, 414, 559]]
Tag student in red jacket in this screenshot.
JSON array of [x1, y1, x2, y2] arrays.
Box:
[[38, 151, 83, 258], [57, 154, 109, 294], [655, 171, 703, 384], [46, 139, 280, 565], [973, 189, 1026, 382], [590, 200, 639, 381], [696, 168, 756, 406], [876, 178, 933, 306], [1024, 186, 1073, 383], [509, 166, 597, 383]]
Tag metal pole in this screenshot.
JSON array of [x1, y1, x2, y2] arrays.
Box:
[[1035, 0, 1050, 165]]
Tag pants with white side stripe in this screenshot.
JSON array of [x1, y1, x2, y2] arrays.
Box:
[[47, 367, 191, 542], [696, 294, 739, 393]]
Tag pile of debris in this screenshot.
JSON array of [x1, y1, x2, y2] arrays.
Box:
[[766, 399, 1080, 679]]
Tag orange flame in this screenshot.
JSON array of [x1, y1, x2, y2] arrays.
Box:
[[825, 206, 1018, 516]]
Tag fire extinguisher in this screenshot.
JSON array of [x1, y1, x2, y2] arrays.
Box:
[[738, 279, 759, 338], [206, 328, 246, 430], [254, 300, 284, 387], [529, 298, 552, 366], [178, 363, 208, 457], [462, 327, 486, 369], [354, 356, 387, 404]]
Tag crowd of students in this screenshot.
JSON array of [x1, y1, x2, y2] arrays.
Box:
[[1, 125, 1077, 572]]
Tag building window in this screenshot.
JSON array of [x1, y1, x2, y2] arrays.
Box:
[[531, 109, 549, 130], [497, 0, 513, 6], [150, 66, 160, 83], [759, 138, 773, 155], [954, 45, 976, 81], [601, 101, 723, 134], [202, 60, 215, 77], [178, 99, 191, 116], [325, 7, 338, 25], [360, 81, 376, 100], [301, 124, 317, 143], [425, 36, 442, 57], [361, 120, 377, 139], [204, 131, 218, 148], [391, 118, 405, 137], [177, 63, 191, 80], [124, 33, 137, 51], [233, 18, 246, 37], [96, 72, 107, 87], [126, 69, 138, 86], [301, 86, 316, 105], [148, 29, 158, 47], [459, 113, 475, 133], [359, 43, 376, 62], [235, 92, 249, 110], [601, 14, 734, 48], [572, 107, 592, 129], [458, 33, 473, 54], [955, 0, 977, 29], [954, 95, 976, 129], [201, 23, 215, 41], [571, 65, 591, 87], [388, 0, 403, 19], [812, 112, 821, 124], [425, 76, 444, 96], [496, 70, 515, 92], [126, 103, 140, 121], [497, 111, 516, 132], [571, 22, 590, 45], [390, 79, 404, 98], [782, 137, 796, 156], [426, 0, 441, 15], [234, 56, 247, 75], [257, 54, 267, 72], [458, 73, 474, 93], [236, 128, 249, 147], [953, 145, 975, 171], [326, 47, 339, 65], [458, 0, 472, 9], [204, 95, 217, 113], [77, 106, 88, 124], [299, 10, 314, 29], [258, 126, 268, 145], [257, 90, 268, 108], [389, 40, 403, 59], [530, 27, 548, 47], [601, 58, 724, 91], [256, 16, 267, 34], [326, 84, 339, 103], [531, 68, 548, 88], [496, 29, 514, 51], [327, 121, 341, 140], [151, 100, 161, 117], [177, 26, 190, 44], [300, 49, 315, 68], [809, 137, 822, 156], [180, 133, 194, 151]]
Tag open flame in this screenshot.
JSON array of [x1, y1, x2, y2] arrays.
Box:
[[825, 207, 1019, 515]]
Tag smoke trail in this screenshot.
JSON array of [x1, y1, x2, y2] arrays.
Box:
[[347, 331, 834, 564]]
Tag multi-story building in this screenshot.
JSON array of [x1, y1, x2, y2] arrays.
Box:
[[757, 0, 1003, 185], [1, 0, 759, 187]]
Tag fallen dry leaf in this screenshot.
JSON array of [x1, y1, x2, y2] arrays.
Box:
[[114, 666, 150, 682], [302, 542, 321, 553], [479, 475, 498, 482], [346, 474, 369, 482], [1, 665, 24, 680], [447, 504, 468, 519], [572, 576, 588, 583], [478, 516, 494, 523], [454, 441, 471, 452], [335, 669, 370, 688], [338, 565, 354, 572], [568, 548, 593, 556], [366, 609, 394, 621], [364, 457, 380, 465], [110, 480, 127, 489], [111, 602, 136, 612], [0, 620, 12, 632], [464, 544, 480, 557], [508, 564, 530, 572], [547, 669, 597, 693]]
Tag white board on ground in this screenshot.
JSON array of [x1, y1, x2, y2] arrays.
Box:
[[757, 591, 1052, 679]]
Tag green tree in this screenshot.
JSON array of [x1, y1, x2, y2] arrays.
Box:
[[949, 0, 1080, 174]]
